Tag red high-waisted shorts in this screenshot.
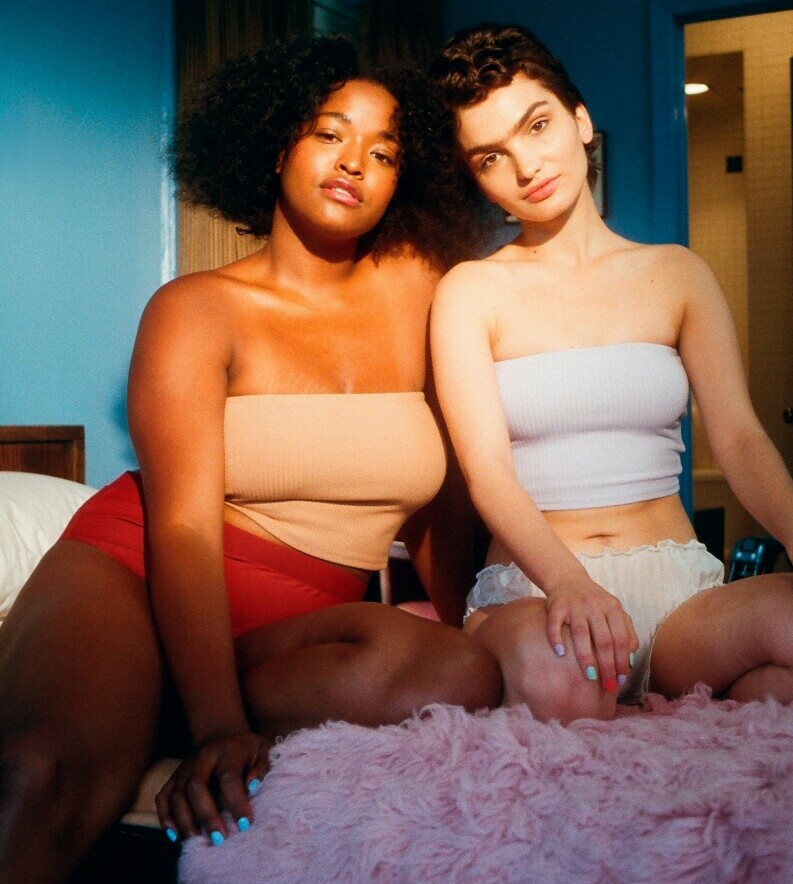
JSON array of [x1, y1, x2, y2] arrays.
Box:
[[60, 471, 367, 638]]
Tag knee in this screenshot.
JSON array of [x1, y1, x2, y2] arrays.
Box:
[[0, 730, 102, 881], [0, 730, 72, 833], [3, 729, 54, 782], [754, 573, 793, 657], [471, 602, 616, 724], [504, 653, 616, 725]]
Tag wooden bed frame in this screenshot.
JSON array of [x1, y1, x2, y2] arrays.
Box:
[[0, 425, 85, 483]]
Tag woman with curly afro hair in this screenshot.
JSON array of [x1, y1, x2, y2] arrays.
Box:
[[0, 33, 500, 881]]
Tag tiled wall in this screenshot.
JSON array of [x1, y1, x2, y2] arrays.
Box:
[[686, 11, 793, 558]]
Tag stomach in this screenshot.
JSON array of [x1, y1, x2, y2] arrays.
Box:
[[223, 503, 373, 582], [486, 494, 696, 565]]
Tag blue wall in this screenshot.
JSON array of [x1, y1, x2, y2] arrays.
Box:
[[0, 0, 175, 487]]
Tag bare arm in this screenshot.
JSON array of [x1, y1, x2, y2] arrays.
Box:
[[128, 278, 267, 839], [430, 265, 635, 686], [400, 437, 486, 628], [382, 258, 485, 627], [677, 250, 793, 557]]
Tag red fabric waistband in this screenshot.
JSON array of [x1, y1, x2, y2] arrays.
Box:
[[61, 471, 368, 637]]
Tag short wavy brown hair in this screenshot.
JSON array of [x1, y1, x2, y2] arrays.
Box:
[[172, 33, 487, 271], [430, 23, 597, 187]]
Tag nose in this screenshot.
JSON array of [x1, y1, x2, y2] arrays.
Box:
[[514, 142, 541, 184], [336, 141, 364, 177]]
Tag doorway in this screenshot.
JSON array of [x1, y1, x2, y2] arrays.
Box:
[[684, 11, 793, 562]]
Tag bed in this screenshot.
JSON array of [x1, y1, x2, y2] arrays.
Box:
[[0, 426, 181, 881], [3, 426, 793, 883]]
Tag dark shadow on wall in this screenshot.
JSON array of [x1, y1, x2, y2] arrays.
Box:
[[113, 379, 137, 468]]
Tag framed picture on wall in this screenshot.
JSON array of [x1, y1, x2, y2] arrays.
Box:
[[504, 129, 608, 223]]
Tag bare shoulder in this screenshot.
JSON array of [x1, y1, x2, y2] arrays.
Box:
[[435, 258, 507, 306], [135, 270, 236, 355], [141, 269, 232, 323], [638, 242, 715, 281]]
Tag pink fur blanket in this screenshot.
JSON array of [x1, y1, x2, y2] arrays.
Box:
[[179, 686, 793, 883]]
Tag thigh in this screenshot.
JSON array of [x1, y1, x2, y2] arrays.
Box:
[[650, 572, 793, 697], [0, 540, 164, 789], [235, 602, 502, 735], [235, 600, 429, 669]]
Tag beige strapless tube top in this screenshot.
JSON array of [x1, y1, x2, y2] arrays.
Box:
[[224, 392, 447, 570]]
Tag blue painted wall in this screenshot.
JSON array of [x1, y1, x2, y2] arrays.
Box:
[[0, 0, 175, 487], [1, 1, 785, 493]]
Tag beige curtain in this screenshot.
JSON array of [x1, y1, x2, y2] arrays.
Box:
[[359, 0, 443, 67], [175, 0, 313, 275]]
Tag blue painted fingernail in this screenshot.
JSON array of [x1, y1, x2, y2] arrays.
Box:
[[554, 643, 565, 657], [247, 778, 262, 796], [617, 674, 628, 687], [165, 827, 178, 843], [210, 831, 224, 847], [629, 652, 636, 668], [237, 816, 251, 832], [586, 665, 598, 681]]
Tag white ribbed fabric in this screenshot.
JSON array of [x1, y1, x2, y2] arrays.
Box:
[[466, 540, 725, 702], [223, 392, 446, 570], [495, 343, 688, 510]]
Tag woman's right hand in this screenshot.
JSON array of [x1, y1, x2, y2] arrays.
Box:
[[545, 577, 639, 692], [156, 731, 271, 845]]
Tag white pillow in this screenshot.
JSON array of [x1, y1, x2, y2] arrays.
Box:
[[0, 472, 97, 616]]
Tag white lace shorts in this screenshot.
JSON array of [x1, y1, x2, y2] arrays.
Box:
[[465, 539, 725, 702]]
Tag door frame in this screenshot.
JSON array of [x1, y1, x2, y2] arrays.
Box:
[[647, 0, 793, 514]]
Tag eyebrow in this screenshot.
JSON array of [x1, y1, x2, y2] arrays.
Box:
[[316, 111, 400, 145], [464, 100, 550, 160]]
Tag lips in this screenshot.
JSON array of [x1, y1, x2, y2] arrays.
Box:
[[524, 175, 560, 203], [321, 177, 362, 206]]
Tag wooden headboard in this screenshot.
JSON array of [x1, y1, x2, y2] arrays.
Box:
[[0, 426, 85, 483]]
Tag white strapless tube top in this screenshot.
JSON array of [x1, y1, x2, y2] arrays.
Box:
[[495, 343, 688, 510]]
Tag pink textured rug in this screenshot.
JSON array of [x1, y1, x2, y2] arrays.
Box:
[[179, 686, 793, 883]]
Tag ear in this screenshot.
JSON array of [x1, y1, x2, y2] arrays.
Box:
[[574, 104, 594, 146], [275, 150, 285, 174]]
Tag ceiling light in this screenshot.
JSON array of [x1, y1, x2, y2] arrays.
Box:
[[685, 82, 710, 96]]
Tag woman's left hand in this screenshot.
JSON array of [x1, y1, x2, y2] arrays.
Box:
[[155, 731, 271, 845]]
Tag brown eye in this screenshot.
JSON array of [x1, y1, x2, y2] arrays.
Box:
[[372, 150, 396, 166]]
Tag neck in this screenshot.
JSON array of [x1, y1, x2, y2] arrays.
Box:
[[260, 203, 363, 291], [513, 188, 610, 265]]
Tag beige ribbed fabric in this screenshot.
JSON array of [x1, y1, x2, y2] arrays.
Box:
[[223, 392, 446, 570]]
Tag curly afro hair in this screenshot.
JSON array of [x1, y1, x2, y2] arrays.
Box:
[[172, 33, 487, 272]]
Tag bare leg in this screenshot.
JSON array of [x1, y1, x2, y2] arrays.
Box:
[[0, 542, 164, 884], [650, 573, 793, 702], [461, 598, 614, 724], [235, 602, 503, 738]]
